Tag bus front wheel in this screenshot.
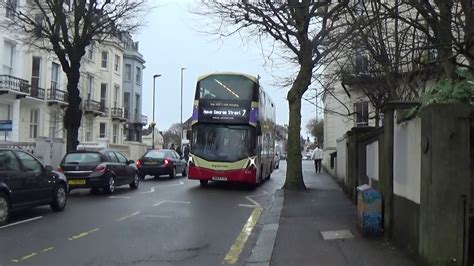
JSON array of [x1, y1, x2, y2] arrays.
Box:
[[199, 180, 208, 187]]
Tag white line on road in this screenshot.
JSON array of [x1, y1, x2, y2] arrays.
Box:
[[108, 196, 132, 199], [153, 200, 190, 207], [238, 204, 260, 208], [0, 216, 43, 229], [116, 211, 141, 222], [159, 181, 185, 188], [139, 186, 155, 194]]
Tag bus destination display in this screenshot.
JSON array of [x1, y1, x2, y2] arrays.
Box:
[[198, 100, 250, 123]]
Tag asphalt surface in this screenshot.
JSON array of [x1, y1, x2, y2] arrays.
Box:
[[0, 161, 286, 266]]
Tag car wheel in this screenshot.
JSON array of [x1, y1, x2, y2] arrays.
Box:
[[51, 184, 67, 212], [0, 193, 10, 226], [130, 173, 139, 190], [169, 167, 176, 179], [199, 180, 208, 187], [104, 175, 116, 194], [182, 167, 187, 177]]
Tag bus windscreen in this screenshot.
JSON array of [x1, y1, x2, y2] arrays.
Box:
[[191, 124, 256, 162], [198, 74, 255, 100]]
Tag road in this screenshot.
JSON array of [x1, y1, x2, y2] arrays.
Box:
[[0, 161, 286, 266]]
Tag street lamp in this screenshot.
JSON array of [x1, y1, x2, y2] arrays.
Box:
[[180, 67, 186, 149], [152, 74, 161, 149]]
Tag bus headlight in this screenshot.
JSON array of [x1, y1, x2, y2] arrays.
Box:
[[246, 158, 256, 169]]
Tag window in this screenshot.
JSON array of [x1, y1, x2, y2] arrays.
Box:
[[34, 14, 43, 37], [99, 123, 106, 138], [113, 124, 118, 143], [86, 44, 94, 60], [114, 54, 120, 72], [114, 85, 120, 108], [49, 111, 59, 138], [106, 151, 118, 162], [135, 66, 141, 84], [100, 83, 107, 111], [15, 151, 42, 175], [0, 150, 20, 171], [30, 109, 39, 139], [31, 56, 41, 93], [124, 92, 130, 119], [87, 75, 93, 101], [64, 153, 101, 164], [85, 118, 93, 141], [5, 0, 17, 19], [125, 64, 132, 81], [101, 51, 108, 69], [51, 62, 60, 90], [354, 102, 369, 126], [3, 41, 15, 75], [115, 152, 127, 164], [197, 74, 255, 100]]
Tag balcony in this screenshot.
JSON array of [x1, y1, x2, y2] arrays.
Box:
[[111, 107, 126, 122], [29, 87, 46, 100], [47, 88, 68, 107], [0, 75, 30, 98], [83, 100, 106, 116]]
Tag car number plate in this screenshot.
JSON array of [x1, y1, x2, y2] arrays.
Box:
[[212, 176, 227, 181], [68, 180, 86, 185], [146, 161, 158, 165]]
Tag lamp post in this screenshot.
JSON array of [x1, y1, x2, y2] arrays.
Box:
[[152, 74, 161, 149], [180, 67, 186, 149]]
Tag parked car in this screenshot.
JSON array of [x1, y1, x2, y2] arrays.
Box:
[[0, 148, 68, 226], [58, 150, 139, 194], [136, 149, 187, 179]]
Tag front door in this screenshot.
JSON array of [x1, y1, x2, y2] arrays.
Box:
[[15, 151, 50, 203]]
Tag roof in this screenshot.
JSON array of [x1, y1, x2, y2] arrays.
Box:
[[197, 72, 258, 83]]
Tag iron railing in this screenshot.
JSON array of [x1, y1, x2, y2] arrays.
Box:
[[0, 75, 30, 94]]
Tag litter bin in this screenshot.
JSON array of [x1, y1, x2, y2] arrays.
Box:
[[357, 184, 382, 237]]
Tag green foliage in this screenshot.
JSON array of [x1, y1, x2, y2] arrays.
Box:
[[305, 118, 324, 145], [405, 69, 474, 119]]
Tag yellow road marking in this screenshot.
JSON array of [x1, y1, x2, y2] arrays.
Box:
[[224, 207, 263, 265], [68, 228, 100, 240], [11, 246, 54, 263], [116, 211, 141, 221], [20, 252, 37, 261], [41, 247, 54, 253]]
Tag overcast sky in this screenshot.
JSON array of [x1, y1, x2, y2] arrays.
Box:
[[135, 0, 318, 137]]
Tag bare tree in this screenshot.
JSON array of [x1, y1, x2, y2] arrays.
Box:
[[163, 123, 181, 150], [196, 0, 349, 190], [306, 118, 324, 145], [2, 0, 147, 152]]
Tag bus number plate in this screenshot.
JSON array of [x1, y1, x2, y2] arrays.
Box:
[[212, 176, 227, 181]]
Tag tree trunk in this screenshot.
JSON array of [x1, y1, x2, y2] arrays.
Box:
[[283, 91, 306, 190], [64, 66, 82, 152]]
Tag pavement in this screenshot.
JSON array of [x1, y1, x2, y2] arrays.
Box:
[[250, 160, 418, 266]]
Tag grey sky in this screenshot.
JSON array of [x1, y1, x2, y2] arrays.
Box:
[[136, 0, 318, 137]]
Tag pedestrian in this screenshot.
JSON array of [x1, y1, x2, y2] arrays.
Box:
[[311, 145, 323, 173], [176, 145, 183, 157], [170, 143, 175, 150], [183, 145, 190, 161]]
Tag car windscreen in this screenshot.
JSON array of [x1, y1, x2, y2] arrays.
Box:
[[144, 150, 169, 159], [63, 153, 102, 164], [191, 124, 256, 162]]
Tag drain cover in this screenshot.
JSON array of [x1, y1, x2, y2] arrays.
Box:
[[320, 229, 354, 240]]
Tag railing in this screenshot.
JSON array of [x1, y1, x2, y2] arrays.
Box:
[[47, 89, 68, 103], [30, 87, 46, 100], [111, 107, 124, 119], [0, 75, 30, 94], [84, 100, 105, 113]]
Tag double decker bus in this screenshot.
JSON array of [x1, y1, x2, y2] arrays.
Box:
[[188, 72, 276, 186]]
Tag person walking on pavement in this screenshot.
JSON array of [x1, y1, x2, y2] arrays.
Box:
[[176, 145, 183, 157], [312, 145, 323, 173], [183, 145, 190, 162]]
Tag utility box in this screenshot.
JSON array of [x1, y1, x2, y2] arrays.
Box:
[[357, 184, 382, 237]]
